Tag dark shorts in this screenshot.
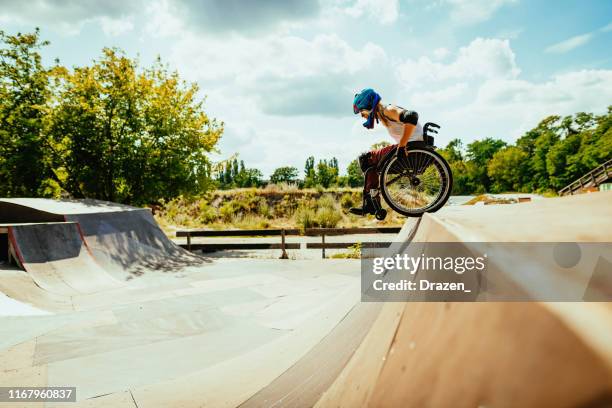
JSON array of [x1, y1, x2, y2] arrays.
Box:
[[364, 144, 397, 191]]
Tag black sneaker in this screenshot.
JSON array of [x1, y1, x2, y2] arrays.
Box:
[[349, 207, 367, 216], [349, 201, 376, 216]]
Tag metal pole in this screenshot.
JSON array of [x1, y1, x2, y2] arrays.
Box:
[[322, 234, 326, 259], [280, 229, 288, 259]]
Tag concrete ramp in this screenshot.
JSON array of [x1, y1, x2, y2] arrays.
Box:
[[8, 222, 122, 295], [313, 192, 612, 408], [0, 198, 205, 278], [0, 194, 611, 407], [65, 210, 203, 276]]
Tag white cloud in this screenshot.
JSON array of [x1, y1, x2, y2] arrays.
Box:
[[161, 0, 320, 35], [446, 0, 517, 24], [0, 0, 138, 36], [174, 33, 385, 81], [396, 38, 520, 90], [438, 69, 612, 144], [545, 33, 593, 54], [408, 83, 469, 107], [99, 17, 134, 36], [171, 32, 388, 117], [432, 47, 450, 60], [393, 36, 612, 149], [144, 0, 187, 38], [344, 0, 400, 25], [601, 21, 612, 32]]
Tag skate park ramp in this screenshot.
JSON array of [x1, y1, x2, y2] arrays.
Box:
[[0, 194, 611, 407], [7, 222, 121, 295], [0, 198, 204, 278]]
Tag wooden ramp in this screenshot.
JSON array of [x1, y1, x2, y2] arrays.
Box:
[[0, 195, 610, 407]]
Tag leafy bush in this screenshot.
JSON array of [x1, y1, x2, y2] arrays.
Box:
[[314, 206, 342, 228], [340, 193, 355, 209], [294, 194, 342, 228], [295, 206, 317, 228], [197, 201, 217, 224]]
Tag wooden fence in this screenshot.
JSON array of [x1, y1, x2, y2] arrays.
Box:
[[176, 227, 401, 258]]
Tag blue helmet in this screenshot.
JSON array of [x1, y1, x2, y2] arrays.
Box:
[[353, 88, 381, 129]]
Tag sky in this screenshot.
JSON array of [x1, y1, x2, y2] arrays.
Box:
[[1, 0, 611, 177]]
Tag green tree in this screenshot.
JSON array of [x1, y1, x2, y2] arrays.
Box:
[[232, 158, 239, 181], [440, 138, 464, 162], [465, 138, 507, 192], [0, 29, 54, 196], [346, 159, 364, 187], [487, 146, 530, 192], [516, 116, 560, 191], [270, 166, 298, 184], [304, 156, 316, 188], [316, 159, 338, 188], [45, 48, 222, 204], [235, 168, 263, 188]]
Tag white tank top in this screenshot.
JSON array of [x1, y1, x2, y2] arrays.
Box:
[[380, 108, 423, 144]]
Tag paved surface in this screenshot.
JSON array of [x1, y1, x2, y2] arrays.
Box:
[[0, 194, 610, 407]]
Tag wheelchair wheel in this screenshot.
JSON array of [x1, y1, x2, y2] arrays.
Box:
[[379, 148, 453, 217]]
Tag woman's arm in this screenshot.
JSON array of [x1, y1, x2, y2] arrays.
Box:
[[399, 123, 416, 147], [382, 105, 418, 148]]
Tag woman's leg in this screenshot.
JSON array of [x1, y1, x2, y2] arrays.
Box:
[[366, 144, 397, 191], [350, 144, 397, 216]]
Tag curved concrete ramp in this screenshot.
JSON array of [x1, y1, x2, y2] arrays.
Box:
[[65, 210, 203, 277], [8, 222, 122, 295], [0, 198, 205, 278], [0, 194, 610, 407]]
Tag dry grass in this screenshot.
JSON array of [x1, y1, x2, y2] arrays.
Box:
[[154, 188, 405, 233], [464, 194, 516, 205]]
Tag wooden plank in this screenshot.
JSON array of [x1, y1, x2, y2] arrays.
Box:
[[306, 242, 392, 249], [303, 227, 400, 236], [179, 243, 300, 252], [176, 229, 301, 237], [176, 227, 401, 238]]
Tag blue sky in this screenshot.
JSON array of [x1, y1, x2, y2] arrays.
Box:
[[1, 0, 611, 176]]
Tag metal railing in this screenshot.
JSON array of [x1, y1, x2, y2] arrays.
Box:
[[558, 158, 612, 196], [176, 227, 401, 258]]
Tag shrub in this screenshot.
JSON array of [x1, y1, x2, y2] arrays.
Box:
[[331, 242, 362, 259], [314, 206, 342, 228], [220, 202, 236, 222], [295, 206, 317, 228], [317, 194, 336, 210], [340, 193, 355, 209], [233, 214, 271, 229], [197, 201, 217, 224]]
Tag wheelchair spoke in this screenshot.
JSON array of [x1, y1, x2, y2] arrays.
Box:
[[382, 149, 449, 213]]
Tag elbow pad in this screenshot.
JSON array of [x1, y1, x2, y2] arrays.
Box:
[[399, 110, 419, 125]]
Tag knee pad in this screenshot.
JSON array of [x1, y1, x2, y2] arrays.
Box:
[[358, 152, 372, 172], [399, 110, 419, 125]]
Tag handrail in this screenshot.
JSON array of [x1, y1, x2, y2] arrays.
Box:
[[558, 158, 612, 196]]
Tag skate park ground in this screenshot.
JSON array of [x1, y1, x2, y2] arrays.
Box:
[[0, 193, 611, 407]]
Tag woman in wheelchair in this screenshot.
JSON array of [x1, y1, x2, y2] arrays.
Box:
[[350, 88, 424, 218]]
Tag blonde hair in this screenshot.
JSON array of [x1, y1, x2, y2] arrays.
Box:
[[376, 102, 390, 128]]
